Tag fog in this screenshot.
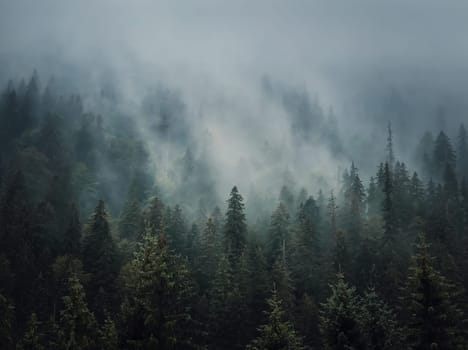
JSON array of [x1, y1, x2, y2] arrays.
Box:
[[1, 0, 468, 212]]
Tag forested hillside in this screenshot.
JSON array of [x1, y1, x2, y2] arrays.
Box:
[[1, 71, 468, 349]]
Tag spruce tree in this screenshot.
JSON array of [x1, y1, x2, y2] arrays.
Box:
[[82, 200, 119, 318], [246, 290, 304, 350], [57, 275, 98, 350], [359, 289, 405, 350], [121, 232, 196, 349], [404, 235, 466, 349], [209, 254, 242, 349], [267, 203, 290, 267], [320, 273, 363, 350], [290, 196, 321, 296], [382, 162, 395, 243], [457, 123, 468, 179], [223, 186, 247, 262]]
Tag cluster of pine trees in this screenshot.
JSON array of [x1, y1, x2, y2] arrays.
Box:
[[1, 72, 468, 349]]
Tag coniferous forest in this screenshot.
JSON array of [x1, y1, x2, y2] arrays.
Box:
[[1, 70, 468, 350], [2, 2, 468, 350]]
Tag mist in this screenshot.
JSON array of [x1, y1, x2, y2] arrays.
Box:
[[1, 0, 468, 211]]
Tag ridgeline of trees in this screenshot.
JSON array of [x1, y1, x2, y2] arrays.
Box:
[[1, 72, 468, 349]]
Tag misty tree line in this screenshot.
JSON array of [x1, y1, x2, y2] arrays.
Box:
[[1, 72, 468, 350]]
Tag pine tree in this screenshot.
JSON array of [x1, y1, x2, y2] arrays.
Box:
[[271, 258, 295, 316], [82, 200, 119, 318], [457, 123, 468, 179], [290, 196, 322, 296], [223, 186, 247, 262], [237, 241, 270, 344], [267, 203, 290, 267], [404, 235, 466, 349], [197, 217, 220, 292], [98, 316, 118, 350], [382, 162, 395, 243], [433, 131, 456, 180], [209, 254, 242, 349], [121, 232, 196, 349], [320, 273, 363, 350], [145, 196, 165, 235], [167, 204, 186, 252], [359, 289, 405, 350], [57, 274, 98, 350], [246, 290, 304, 350], [343, 163, 365, 245], [17, 313, 45, 350]]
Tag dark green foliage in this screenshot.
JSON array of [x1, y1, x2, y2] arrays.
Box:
[[224, 186, 247, 261], [4, 70, 468, 349], [246, 290, 304, 350], [290, 196, 322, 296], [403, 235, 466, 350], [57, 274, 99, 350], [208, 254, 243, 349], [82, 200, 119, 318], [457, 124, 468, 179], [267, 203, 290, 266], [121, 232, 196, 349], [320, 273, 363, 350], [358, 289, 405, 350]]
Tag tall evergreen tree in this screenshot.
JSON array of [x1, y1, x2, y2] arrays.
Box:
[[457, 123, 468, 179], [267, 203, 290, 267], [82, 200, 119, 318], [223, 186, 247, 262], [57, 275, 98, 350], [320, 273, 363, 350], [382, 162, 395, 243], [403, 235, 466, 349], [433, 131, 456, 180], [121, 232, 196, 350], [246, 290, 304, 350]]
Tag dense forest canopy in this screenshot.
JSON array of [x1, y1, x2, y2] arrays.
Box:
[[2, 1, 468, 349]]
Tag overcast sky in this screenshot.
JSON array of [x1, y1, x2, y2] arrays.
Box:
[[1, 0, 468, 197]]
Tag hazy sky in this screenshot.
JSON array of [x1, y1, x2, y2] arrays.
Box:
[[1, 0, 468, 200]]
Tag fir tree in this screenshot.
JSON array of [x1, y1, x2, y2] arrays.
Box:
[[57, 274, 98, 350], [246, 290, 304, 350], [267, 203, 290, 267], [209, 254, 242, 349], [457, 123, 468, 178], [223, 186, 247, 262], [404, 235, 466, 349], [320, 273, 363, 350], [359, 289, 405, 350], [382, 162, 395, 243], [121, 232, 196, 349], [82, 200, 119, 318]]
